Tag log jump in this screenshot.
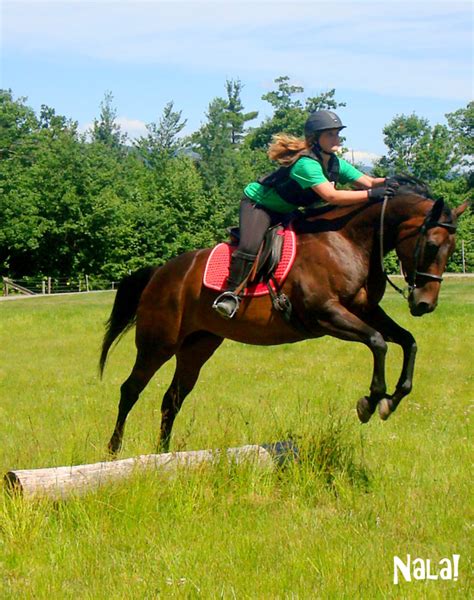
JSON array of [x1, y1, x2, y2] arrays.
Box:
[[4, 441, 298, 500]]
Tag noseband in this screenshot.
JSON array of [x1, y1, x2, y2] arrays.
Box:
[[379, 195, 457, 299]]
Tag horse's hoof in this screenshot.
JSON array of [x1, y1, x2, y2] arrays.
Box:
[[357, 397, 373, 423], [378, 398, 393, 421], [107, 440, 121, 458]]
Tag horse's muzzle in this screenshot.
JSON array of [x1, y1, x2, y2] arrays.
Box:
[[409, 299, 436, 317], [408, 286, 439, 317]]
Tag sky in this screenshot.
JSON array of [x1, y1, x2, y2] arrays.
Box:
[[1, 0, 473, 164]]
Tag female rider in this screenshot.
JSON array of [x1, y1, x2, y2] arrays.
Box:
[[212, 110, 397, 319]]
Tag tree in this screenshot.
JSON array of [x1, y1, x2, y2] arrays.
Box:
[[0, 89, 38, 161], [39, 104, 77, 136], [373, 113, 456, 181], [0, 98, 86, 276], [376, 114, 431, 174], [446, 101, 474, 173], [135, 101, 187, 165], [191, 97, 230, 162], [373, 111, 473, 273], [261, 75, 304, 113], [91, 91, 125, 149], [412, 124, 454, 181], [1, 85, 471, 280], [246, 76, 345, 150], [191, 79, 258, 157], [190, 80, 259, 212], [225, 79, 258, 145]]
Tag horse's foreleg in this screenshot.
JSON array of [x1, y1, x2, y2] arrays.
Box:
[[320, 305, 388, 423], [158, 332, 223, 452], [362, 306, 417, 420], [108, 347, 175, 455]]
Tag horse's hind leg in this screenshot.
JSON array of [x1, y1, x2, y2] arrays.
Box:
[[108, 346, 175, 455], [158, 332, 223, 452]]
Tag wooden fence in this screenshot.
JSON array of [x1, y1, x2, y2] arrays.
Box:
[[2, 276, 118, 297]]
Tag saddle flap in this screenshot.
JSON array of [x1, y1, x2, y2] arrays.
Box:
[[253, 226, 285, 281], [225, 224, 285, 282]]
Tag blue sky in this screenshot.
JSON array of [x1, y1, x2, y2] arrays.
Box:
[[1, 0, 472, 163]]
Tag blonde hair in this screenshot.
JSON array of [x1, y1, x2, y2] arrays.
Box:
[[267, 133, 316, 166]]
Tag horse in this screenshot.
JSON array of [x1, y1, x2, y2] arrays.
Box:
[[99, 178, 468, 454]]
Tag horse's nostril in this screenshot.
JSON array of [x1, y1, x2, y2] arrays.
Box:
[[412, 301, 434, 316]]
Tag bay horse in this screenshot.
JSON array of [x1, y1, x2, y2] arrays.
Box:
[[100, 178, 468, 454]]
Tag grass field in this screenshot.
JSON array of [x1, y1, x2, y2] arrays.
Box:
[[0, 280, 472, 598]]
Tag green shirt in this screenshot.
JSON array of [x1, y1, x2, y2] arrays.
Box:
[[244, 156, 364, 214]]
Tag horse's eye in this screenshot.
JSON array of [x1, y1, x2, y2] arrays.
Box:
[[424, 241, 439, 261]]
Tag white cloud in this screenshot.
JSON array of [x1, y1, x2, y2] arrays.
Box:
[[343, 150, 382, 166], [116, 117, 148, 139], [2, 2, 472, 101], [78, 116, 148, 141]]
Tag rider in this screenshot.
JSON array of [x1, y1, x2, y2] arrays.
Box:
[[212, 109, 397, 319]]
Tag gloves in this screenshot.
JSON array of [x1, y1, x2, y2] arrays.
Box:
[[385, 177, 400, 189], [367, 186, 396, 201]]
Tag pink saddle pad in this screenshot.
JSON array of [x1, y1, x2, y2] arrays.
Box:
[[203, 227, 296, 297]]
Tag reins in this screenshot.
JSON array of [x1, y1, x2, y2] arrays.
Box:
[[379, 195, 409, 298]]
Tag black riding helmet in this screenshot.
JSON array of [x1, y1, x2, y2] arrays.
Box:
[[304, 110, 346, 140]]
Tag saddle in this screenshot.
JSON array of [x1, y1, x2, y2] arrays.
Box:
[[203, 224, 296, 297]]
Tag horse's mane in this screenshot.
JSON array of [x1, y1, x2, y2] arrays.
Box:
[[391, 173, 432, 198], [391, 174, 455, 220]]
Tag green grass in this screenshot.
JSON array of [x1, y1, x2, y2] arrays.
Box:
[[0, 280, 472, 598]]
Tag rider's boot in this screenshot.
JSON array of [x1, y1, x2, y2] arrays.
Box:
[[212, 251, 256, 319]]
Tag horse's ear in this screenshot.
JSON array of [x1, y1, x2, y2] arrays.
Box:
[[453, 200, 470, 218], [429, 198, 444, 222]]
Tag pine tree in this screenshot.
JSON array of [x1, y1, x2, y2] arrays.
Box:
[[91, 91, 125, 149], [246, 76, 345, 150], [137, 101, 187, 159], [225, 79, 258, 145]]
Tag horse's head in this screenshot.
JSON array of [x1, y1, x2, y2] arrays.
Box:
[[394, 196, 468, 316]]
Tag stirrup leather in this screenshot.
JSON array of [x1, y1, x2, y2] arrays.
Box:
[[212, 291, 241, 319]]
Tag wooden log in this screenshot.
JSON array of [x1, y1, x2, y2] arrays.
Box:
[[4, 443, 298, 500]]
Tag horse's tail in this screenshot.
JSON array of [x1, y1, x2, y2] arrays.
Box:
[[99, 266, 156, 377]]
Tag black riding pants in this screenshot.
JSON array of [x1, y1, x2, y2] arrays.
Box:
[[237, 196, 284, 257]]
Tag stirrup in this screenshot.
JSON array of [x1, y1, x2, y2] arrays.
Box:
[[212, 291, 241, 319]]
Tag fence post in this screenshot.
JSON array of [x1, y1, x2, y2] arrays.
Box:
[[85, 275, 90, 292], [42, 281, 46, 294], [461, 240, 466, 274], [47, 277, 51, 294]]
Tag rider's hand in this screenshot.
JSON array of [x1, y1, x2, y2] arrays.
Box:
[[367, 186, 396, 201], [384, 177, 400, 190]]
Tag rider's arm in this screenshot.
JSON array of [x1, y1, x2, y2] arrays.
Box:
[[311, 181, 370, 205], [295, 158, 389, 206], [351, 175, 386, 189]]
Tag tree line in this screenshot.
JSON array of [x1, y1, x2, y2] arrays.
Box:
[[0, 76, 472, 280]]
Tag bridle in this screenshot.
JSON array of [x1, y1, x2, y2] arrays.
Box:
[[379, 195, 457, 299]]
